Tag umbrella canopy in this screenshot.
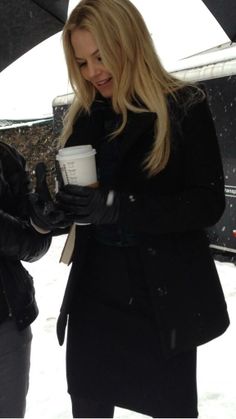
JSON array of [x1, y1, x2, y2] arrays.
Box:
[[202, 0, 236, 42], [0, 0, 69, 72], [0, 0, 235, 120]]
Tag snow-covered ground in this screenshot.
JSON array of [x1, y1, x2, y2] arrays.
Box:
[[24, 235, 236, 419]]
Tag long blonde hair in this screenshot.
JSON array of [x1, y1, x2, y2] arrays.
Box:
[[61, 0, 200, 176]]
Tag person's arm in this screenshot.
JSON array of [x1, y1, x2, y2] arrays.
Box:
[[0, 144, 51, 261], [0, 209, 51, 262]]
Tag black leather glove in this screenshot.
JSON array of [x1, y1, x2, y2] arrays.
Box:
[[0, 160, 7, 197], [29, 162, 71, 231], [0, 160, 14, 200], [56, 185, 120, 225], [55, 159, 65, 191], [0, 160, 16, 213]]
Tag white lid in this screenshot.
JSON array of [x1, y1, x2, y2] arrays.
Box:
[[58, 145, 93, 156], [56, 148, 96, 161]]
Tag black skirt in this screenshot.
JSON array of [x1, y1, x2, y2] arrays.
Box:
[[66, 240, 198, 418]]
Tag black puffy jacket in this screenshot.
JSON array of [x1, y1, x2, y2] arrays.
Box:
[[0, 141, 51, 330]]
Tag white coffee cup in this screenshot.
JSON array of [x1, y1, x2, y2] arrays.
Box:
[[56, 145, 97, 186]]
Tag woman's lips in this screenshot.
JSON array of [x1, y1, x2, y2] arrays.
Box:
[[95, 77, 112, 87]]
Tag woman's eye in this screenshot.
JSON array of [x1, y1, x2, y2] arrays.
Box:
[[97, 56, 102, 62], [78, 62, 86, 68]]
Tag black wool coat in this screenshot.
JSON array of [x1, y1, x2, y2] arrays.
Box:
[[57, 88, 230, 357]]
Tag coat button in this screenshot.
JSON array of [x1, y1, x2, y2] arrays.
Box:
[[147, 247, 157, 256], [129, 195, 136, 202], [156, 286, 168, 297]]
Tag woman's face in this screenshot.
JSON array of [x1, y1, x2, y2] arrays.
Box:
[[71, 28, 113, 98]]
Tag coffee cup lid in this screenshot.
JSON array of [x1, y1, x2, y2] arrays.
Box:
[[56, 148, 96, 161], [58, 145, 93, 156]]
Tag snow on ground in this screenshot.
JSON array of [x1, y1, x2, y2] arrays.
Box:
[[24, 235, 236, 419]]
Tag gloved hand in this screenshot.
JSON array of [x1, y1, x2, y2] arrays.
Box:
[[0, 160, 7, 197], [0, 160, 16, 212], [56, 185, 120, 225], [28, 162, 72, 231], [0, 160, 13, 200], [55, 159, 65, 192]]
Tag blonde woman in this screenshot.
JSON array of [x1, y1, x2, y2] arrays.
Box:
[[33, 0, 229, 417]]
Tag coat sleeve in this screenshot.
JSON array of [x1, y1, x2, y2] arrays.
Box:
[[0, 142, 51, 262], [119, 97, 226, 234], [0, 210, 51, 262]]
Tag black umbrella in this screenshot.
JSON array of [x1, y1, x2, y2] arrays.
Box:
[[202, 0, 236, 42], [0, 0, 69, 72]]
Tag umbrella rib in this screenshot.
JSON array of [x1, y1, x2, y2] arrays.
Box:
[[32, 0, 67, 25]]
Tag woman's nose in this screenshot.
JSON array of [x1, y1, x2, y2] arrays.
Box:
[[87, 62, 100, 79]]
